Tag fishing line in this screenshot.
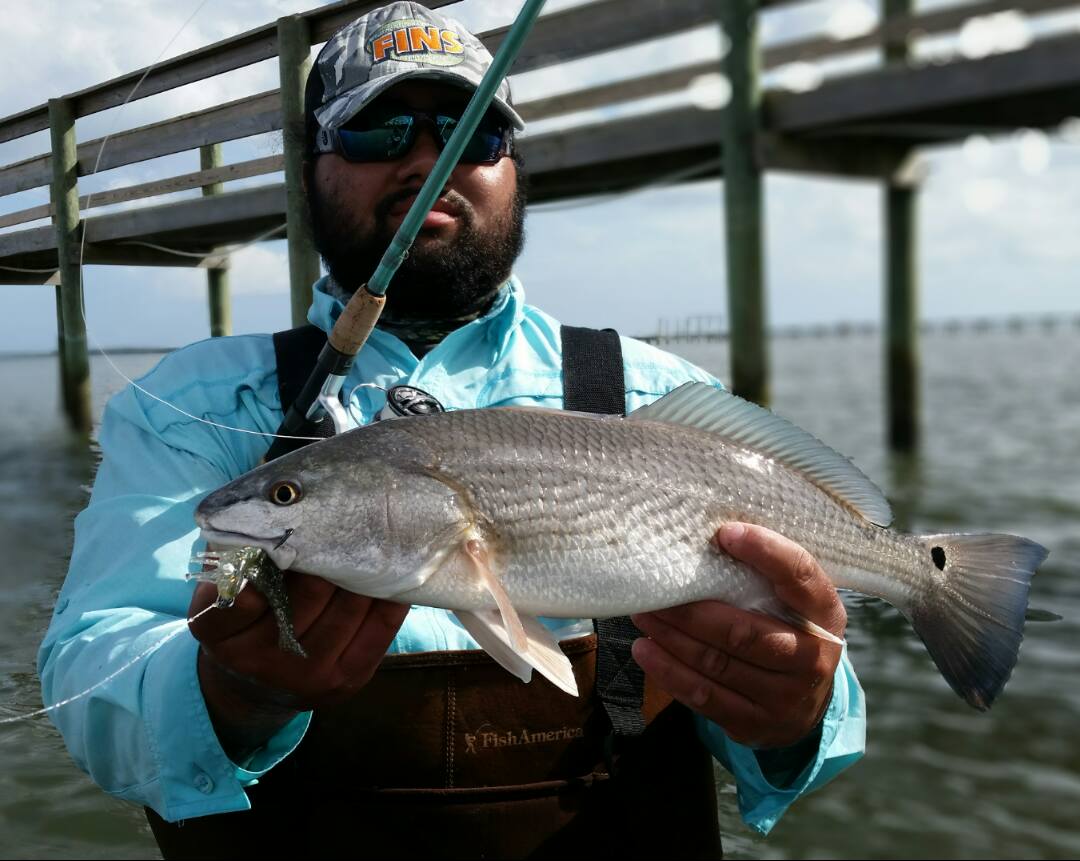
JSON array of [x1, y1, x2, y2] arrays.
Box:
[[71, 0, 322, 442], [0, 603, 218, 726], [0, 263, 64, 273], [117, 221, 286, 258]]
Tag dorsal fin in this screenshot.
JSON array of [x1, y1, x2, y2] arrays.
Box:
[[628, 383, 893, 527]]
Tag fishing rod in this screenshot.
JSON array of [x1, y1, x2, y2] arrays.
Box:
[[265, 0, 548, 462]]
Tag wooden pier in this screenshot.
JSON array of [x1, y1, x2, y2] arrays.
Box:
[[1, 0, 1078, 447]]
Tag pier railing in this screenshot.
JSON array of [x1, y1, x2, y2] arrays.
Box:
[[1, 0, 1078, 446]]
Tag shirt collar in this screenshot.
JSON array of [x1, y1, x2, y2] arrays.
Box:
[[306, 274, 526, 356]]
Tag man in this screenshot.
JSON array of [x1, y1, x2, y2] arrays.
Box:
[[40, 4, 864, 857]]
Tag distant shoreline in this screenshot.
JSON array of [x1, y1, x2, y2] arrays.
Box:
[[0, 347, 172, 359]]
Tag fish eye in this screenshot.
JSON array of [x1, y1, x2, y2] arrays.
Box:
[[269, 480, 302, 506]]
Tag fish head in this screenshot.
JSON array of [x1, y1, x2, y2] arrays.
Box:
[[195, 430, 468, 595], [197, 454, 320, 572]]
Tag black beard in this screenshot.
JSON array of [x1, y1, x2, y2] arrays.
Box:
[[308, 170, 526, 322]]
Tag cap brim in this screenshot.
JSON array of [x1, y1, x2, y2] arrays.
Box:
[[313, 67, 526, 132]]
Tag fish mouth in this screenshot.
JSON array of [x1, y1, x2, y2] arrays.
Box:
[[198, 528, 298, 571]]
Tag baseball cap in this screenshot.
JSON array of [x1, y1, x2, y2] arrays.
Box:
[[310, 2, 525, 134]]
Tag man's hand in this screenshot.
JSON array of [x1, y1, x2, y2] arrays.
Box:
[[188, 572, 408, 759], [630, 523, 846, 750]]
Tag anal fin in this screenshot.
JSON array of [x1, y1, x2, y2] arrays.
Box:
[[455, 610, 579, 697], [747, 595, 845, 646]]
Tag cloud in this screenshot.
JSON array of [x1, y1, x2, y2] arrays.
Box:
[[227, 239, 291, 296]]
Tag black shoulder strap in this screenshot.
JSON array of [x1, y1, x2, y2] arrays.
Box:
[[272, 324, 337, 441], [561, 325, 646, 739], [561, 325, 627, 416]]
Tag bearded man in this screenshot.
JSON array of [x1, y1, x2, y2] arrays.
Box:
[[41, 4, 865, 858]]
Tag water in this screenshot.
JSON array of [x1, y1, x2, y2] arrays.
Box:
[[0, 332, 1077, 859]]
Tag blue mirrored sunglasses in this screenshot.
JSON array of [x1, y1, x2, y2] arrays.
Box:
[[315, 107, 513, 165]]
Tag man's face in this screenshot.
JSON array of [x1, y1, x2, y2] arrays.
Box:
[[307, 80, 526, 320]]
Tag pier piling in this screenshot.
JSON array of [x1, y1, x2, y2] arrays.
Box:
[[200, 144, 232, 338], [720, 0, 768, 407], [278, 15, 321, 328], [883, 0, 920, 451], [48, 98, 91, 434]]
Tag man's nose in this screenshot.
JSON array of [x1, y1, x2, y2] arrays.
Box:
[[393, 125, 442, 183]]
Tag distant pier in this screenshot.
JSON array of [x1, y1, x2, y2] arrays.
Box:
[[637, 313, 1080, 344]]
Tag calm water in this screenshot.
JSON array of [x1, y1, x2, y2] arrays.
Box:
[[0, 331, 1077, 859]]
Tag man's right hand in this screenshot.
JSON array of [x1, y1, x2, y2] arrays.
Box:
[[187, 572, 409, 760]]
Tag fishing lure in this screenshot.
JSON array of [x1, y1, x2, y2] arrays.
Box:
[[189, 546, 305, 656]]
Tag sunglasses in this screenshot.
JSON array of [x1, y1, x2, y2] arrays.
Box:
[[315, 105, 513, 165]]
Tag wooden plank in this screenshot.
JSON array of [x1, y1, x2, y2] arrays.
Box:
[[526, 147, 722, 203], [0, 185, 285, 262], [86, 90, 282, 176], [0, 225, 56, 257], [486, 0, 719, 75], [518, 61, 720, 121], [307, 0, 460, 42], [0, 202, 51, 230], [522, 105, 723, 175], [768, 31, 1080, 134], [0, 155, 284, 229], [0, 32, 278, 146], [759, 134, 912, 180], [796, 121, 1018, 141], [83, 154, 283, 208], [764, 0, 1080, 68], [0, 91, 282, 198], [83, 184, 286, 245], [0, 156, 52, 199], [0, 242, 234, 280]]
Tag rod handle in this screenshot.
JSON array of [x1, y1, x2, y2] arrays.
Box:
[[328, 284, 385, 356]]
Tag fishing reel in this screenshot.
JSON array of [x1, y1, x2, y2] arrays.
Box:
[[377, 385, 446, 421], [337, 383, 446, 434]]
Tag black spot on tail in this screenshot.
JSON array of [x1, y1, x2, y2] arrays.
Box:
[[931, 546, 946, 571]]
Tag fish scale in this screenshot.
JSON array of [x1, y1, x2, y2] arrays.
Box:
[[397, 409, 891, 609], [196, 383, 1047, 709]]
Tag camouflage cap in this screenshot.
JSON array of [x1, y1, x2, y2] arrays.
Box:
[[311, 2, 525, 133]]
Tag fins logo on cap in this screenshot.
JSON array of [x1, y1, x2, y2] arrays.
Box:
[[368, 18, 466, 67]]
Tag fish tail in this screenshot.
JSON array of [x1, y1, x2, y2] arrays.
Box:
[[908, 533, 1047, 710]]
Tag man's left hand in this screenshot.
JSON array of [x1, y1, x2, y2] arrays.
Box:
[[630, 522, 846, 750]]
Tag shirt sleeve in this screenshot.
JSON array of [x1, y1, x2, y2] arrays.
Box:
[[37, 341, 312, 822], [695, 643, 866, 834]]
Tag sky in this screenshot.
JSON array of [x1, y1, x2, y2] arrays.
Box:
[[1, 0, 1079, 352]]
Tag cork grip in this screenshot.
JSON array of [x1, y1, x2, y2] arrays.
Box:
[[328, 285, 385, 356]]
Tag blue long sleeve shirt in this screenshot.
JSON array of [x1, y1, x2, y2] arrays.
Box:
[[39, 276, 865, 833]]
